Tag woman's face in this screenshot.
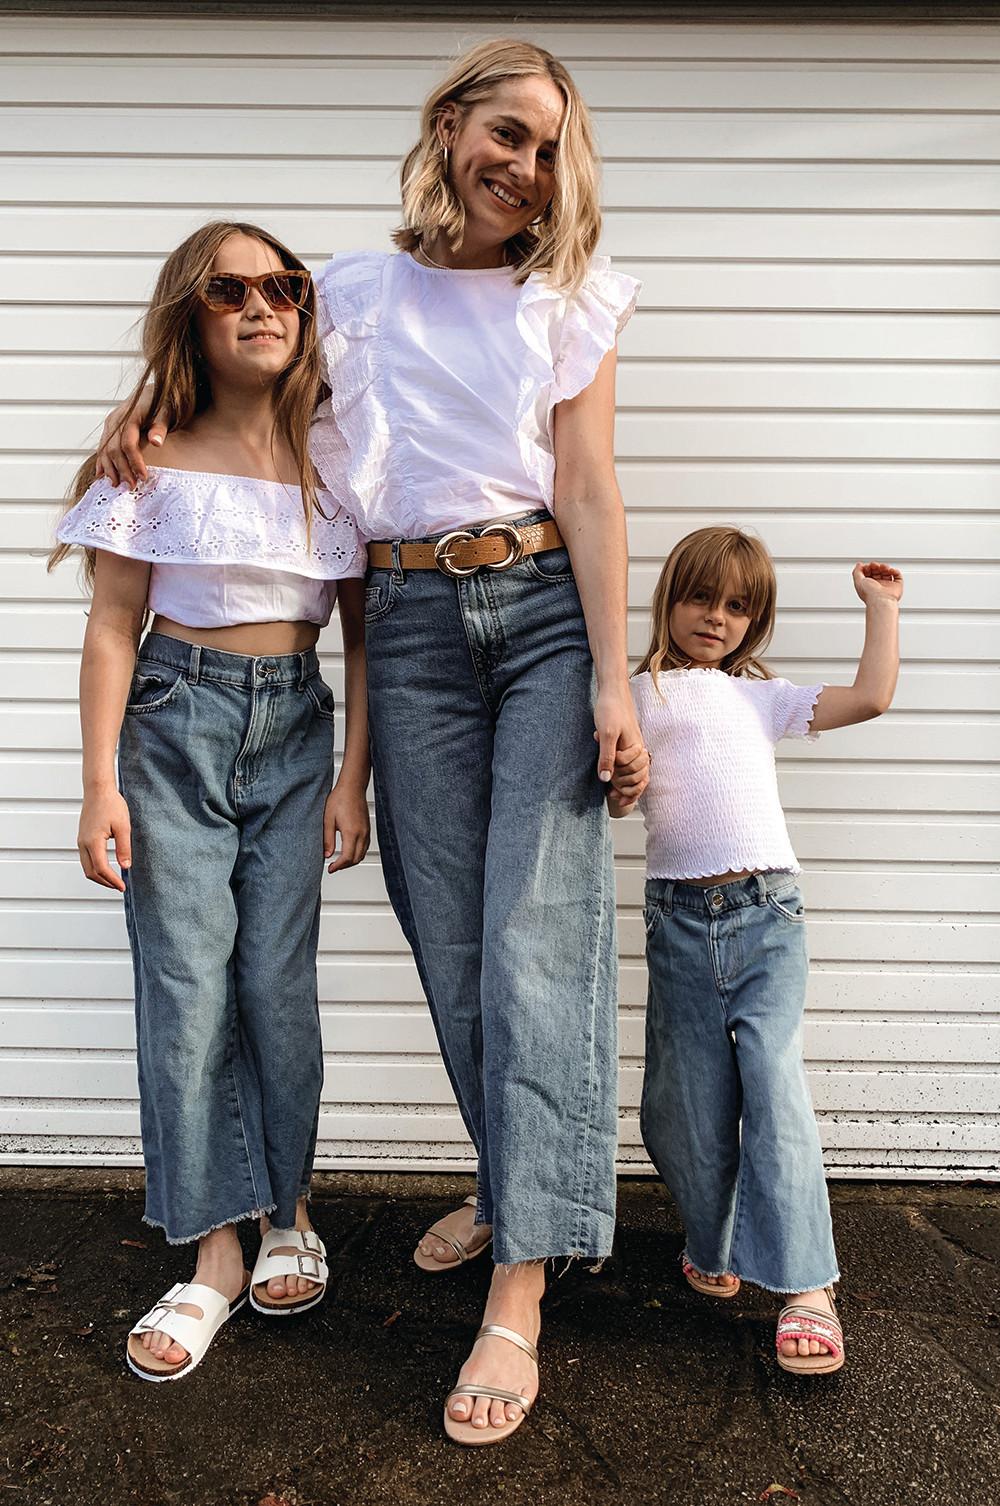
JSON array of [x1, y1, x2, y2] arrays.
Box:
[[439, 76, 564, 251], [193, 232, 302, 390]]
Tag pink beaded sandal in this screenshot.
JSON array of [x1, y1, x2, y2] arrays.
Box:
[[775, 1286, 845, 1375], [682, 1258, 741, 1299]]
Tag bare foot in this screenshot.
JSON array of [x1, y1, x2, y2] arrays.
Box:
[[447, 1262, 543, 1432], [778, 1287, 838, 1359], [140, 1225, 248, 1366], [258, 1196, 322, 1302], [416, 1200, 492, 1269]]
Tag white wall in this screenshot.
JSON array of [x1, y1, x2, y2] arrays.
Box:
[[1, 16, 998, 1176]]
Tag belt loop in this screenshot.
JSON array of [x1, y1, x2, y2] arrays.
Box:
[[186, 645, 201, 685], [297, 650, 310, 690], [663, 880, 674, 917], [390, 538, 404, 581], [755, 872, 768, 905]]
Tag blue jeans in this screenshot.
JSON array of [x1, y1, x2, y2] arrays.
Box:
[[365, 516, 618, 1264], [118, 633, 334, 1243], [640, 872, 840, 1294]]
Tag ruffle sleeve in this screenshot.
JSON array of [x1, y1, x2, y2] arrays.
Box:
[[553, 256, 640, 404], [310, 250, 391, 520], [765, 678, 824, 742]]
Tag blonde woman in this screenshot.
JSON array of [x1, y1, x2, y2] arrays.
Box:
[[54, 223, 370, 1380], [99, 40, 649, 1442]]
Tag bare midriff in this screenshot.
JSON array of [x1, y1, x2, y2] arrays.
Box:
[[150, 615, 320, 657], [682, 869, 761, 888]]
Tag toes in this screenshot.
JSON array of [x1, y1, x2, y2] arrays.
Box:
[[267, 1276, 288, 1298], [798, 1337, 811, 1357], [808, 1338, 821, 1356], [449, 1394, 471, 1421], [164, 1341, 188, 1365], [471, 1395, 492, 1430], [490, 1398, 509, 1429], [505, 1402, 523, 1423]]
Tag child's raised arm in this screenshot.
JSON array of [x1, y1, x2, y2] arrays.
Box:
[[808, 562, 902, 733]]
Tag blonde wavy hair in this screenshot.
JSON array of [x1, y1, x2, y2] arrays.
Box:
[[49, 220, 327, 586], [392, 38, 601, 293], [636, 527, 778, 691]]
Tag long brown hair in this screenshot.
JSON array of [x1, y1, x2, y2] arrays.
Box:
[[49, 220, 327, 585], [392, 38, 601, 293], [636, 527, 778, 691]]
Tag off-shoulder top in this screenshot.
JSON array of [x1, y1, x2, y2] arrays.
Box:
[[55, 467, 366, 629], [308, 251, 640, 540]]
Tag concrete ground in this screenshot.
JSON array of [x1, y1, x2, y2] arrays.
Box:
[[0, 1171, 998, 1506]]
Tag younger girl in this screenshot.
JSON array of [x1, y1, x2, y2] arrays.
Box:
[[610, 527, 902, 1376], [49, 222, 369, 1381]]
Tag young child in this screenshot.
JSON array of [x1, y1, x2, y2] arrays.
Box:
[[49, 222, 369, 1381], [609, 526, 902, 1376]]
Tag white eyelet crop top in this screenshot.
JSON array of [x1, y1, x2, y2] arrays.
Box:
[[56, 467, 366, 629], [633, 668, 824, 880], [308, 250, 640, 540]]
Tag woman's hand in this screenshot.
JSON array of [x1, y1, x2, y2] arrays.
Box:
[[78, 788, 132, 891], [95, 389, 169, 489], [593, 683, 647, 786], [323, 781, 371, 873], [853, 561, 903, 605]]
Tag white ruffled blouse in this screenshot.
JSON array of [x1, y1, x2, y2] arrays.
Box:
[[56, 467, 365, 629], [309, 250, 640, 540]]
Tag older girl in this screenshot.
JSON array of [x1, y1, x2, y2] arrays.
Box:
[[52, 222, 369, 1380]]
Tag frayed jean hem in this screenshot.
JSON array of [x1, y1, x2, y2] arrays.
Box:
[[143, 1203, 277, 1246]]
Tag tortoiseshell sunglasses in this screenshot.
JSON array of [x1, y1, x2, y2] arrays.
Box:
[[198, 270, 312, 313]]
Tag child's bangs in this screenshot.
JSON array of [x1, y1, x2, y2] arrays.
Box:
[[674, 534, 771, 621]]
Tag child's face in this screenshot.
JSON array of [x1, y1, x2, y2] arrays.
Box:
[[668, 574, 752, 668], [440, 77, 562, 251], [194, 232, 302, 390]]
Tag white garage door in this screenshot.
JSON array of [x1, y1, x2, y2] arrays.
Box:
[[1, 15, 997, 1176]]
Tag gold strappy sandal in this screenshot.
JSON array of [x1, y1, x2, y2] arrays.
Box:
[[444, 1323, 539, 1446], [776, 1286, 845, 1375], [413, 1194, 493, 1273]]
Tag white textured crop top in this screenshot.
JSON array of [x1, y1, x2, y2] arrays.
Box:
[[633, 669, 824, 880], [309, 250, 640, 541], [56, 467, 365, 629]]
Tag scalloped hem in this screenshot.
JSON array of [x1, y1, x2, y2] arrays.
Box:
[[646, 863, 801, 882], [787, 682, 825, 742]]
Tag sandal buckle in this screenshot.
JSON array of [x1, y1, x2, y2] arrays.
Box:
[[296, 1253, 321, 1278]]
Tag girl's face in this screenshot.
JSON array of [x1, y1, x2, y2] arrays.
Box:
[[439, 77, 563, 252], [194, 232, 301, 389], [668, 575, 752, 668]]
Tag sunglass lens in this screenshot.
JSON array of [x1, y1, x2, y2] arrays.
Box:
[[263, 273, 307, 309], [202, 275, 246, 310]]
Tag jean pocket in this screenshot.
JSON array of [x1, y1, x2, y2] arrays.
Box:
[[124, 668, 187, 714], [303, 676, 337, 724], [524, 545, 575, 583], [767, 888, 806, 923], [364, 572, 397, 623]]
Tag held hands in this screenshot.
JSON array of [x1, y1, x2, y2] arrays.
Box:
[[323, 781, 371, 874], [853, 561, 903, 605], [78, 789, 132, 892], [593, 684, 650, 818], [95, 389, 169, 489]]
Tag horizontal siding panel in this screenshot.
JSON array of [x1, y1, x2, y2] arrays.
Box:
[[9, 107, 1000, 164], [5, 60, 1000, 112], [3, 207, 999, 263], [5, 256, 1000, 314], [8, 21, 1000, 62], [5, 157, 1000, 212]]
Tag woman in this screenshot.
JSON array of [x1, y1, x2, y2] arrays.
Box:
[[98, 38, 649, 1440]]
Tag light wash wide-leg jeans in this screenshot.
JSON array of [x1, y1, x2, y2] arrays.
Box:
[[365, 518, 619, 1265], [118, 633, 334, 1243]]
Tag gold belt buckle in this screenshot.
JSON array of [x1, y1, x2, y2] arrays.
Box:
[[433, 529, 478, 577], [481, 521, 526, 571]]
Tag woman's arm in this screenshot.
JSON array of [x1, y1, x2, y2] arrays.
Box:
[[323, 578, 371, 873], [552, 348, 649, 792], [808, 562, 903, 733], [94, 389, 168, 490], [77, 552, 150, 889]]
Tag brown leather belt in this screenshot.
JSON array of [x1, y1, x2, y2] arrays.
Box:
[[367, 518, 563, 578]]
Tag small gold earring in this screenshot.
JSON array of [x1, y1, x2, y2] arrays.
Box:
[[442, 143, 450, 177]]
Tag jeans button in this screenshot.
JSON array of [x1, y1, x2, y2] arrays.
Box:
[[711, 892, 723, 908]]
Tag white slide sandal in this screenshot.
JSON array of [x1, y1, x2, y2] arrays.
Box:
[[126, 1277, 250, 1382], [250, 1227, 329, 1315]]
